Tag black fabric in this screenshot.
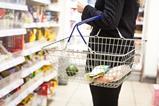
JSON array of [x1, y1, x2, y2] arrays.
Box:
[[82, 0, 139, 38], [90, 84, 122, 106]]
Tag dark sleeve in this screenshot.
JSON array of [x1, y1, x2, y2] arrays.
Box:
[[81, 0, 125, 29]]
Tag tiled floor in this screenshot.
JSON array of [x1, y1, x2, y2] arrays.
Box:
[[49, 81, 154, 106]]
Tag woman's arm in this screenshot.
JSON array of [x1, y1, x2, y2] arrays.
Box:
[[78, 0, 125, 29]]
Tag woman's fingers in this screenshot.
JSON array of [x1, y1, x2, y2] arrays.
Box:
[[77, 0, 87, 13]]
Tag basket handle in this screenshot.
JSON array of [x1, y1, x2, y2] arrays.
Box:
[[67, 15, 102, 44]]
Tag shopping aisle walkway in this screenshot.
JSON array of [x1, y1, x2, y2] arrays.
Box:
[[49, 81, 153, 106]]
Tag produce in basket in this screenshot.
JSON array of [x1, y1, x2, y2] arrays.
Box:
[[104, 65, 131, 82], [86, 65, 131, 84], [66, 64, 78, 76], [95, 65, 131, 84], [85, 65, 110, 81]]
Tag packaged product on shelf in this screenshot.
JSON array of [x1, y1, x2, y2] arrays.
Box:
[[37, 80, 57, 97], [2, 35, 24, 53], [49, 80, 58, 95], [21, 12, 34, 24], [36, 51, 45, 60], [17, 93, 34, 106], [0, 8, 6, 30], [0, 41, 12, 62], [32, 69, 42, 78], [29, 29, 36, 42], [41, 65, 53, 72], [0, 9, 23, 30], [25, 28, 46, 42], [37, 28, 45, 41], [44, 28, 56, 41], [37, 82, 50, 96], [27, 5, 46, 23]]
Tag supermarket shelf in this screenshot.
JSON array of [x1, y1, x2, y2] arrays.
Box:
[[21, 60, 51, 78], [24, 22, 59, 28], [0, 28, 27, 37], [6, 76, 44, 106], [47, 4, 61, 12], [0, 79, 24, 98], [5, 70, 57, 106], [30, 0, 51, 5], [0, 2, 28, 11], [5, 71, 57, 105], [21, 41, 52, 56], [44, 71, 57, 82], [0, 56, 25, 73]]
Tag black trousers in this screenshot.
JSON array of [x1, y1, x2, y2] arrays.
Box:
[[90, 85, 122, 106]]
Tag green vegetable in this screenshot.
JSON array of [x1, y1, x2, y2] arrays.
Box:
[[66, 64, 78, 76]]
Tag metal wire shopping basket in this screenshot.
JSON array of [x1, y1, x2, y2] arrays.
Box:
[[43, 16, 138, 88]]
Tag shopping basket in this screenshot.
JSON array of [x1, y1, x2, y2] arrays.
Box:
[[43, 16, 138, 88]]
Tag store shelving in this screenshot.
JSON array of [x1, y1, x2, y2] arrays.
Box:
[[28, 0, 51, 5], [21, 40, 52, 56], [21, 60, 51, 78], [5, 70, 57, 106], [5, 75, 44, 106], [0, 79, 24, 98], [44, 71, 57, 82], [47, 3, 61, 12], [0, 0, 63, 104], [0, 56, 25, 73], [0, 2, 28, 11], [24, 22, 59, 28], [0, 28, 27, 37]]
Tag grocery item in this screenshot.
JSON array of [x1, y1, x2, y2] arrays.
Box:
[[0, 66, 20, 78], [18, 93, 33, 106], [0, 41, 12, 62], [41, 65, 53, 72], [85, 65, 131, 84], [85, 65, 109, 81], [2, 35, 24, 53], [29, 29, 36, 42], [66, 64, 78, 76], [104, 65, 131, 82], [37, 29, 44, 40]]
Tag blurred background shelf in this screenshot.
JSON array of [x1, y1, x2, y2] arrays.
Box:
[[0, 79, 24, 98], [0, 29, 27, 37], [0, 2, 28, 11], [21, 60, 51, 78], [0, 56, 25, 73], [24, 22, 59, 28], [5, 76, 44, 106]]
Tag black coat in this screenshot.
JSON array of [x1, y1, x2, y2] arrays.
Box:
[[82, 0, 139, 38], [83, 0, 139, 72]]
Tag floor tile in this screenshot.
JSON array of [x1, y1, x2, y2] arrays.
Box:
[[49, 81, 154, 106]]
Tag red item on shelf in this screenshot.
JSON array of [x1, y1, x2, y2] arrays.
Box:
[[0, 9, 6, 18], [3, 35, 24, 53], [37, 82, 50, 96]]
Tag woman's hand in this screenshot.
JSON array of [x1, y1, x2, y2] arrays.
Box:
[[77, 0, 87, 13]]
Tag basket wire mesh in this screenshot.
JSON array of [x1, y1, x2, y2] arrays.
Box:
[[44, 35, 135, 88]]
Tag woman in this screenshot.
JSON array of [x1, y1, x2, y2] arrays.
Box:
[[77, 0, 139, 106]]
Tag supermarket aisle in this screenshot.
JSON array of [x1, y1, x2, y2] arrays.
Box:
[[49, 81, 153, 106]]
